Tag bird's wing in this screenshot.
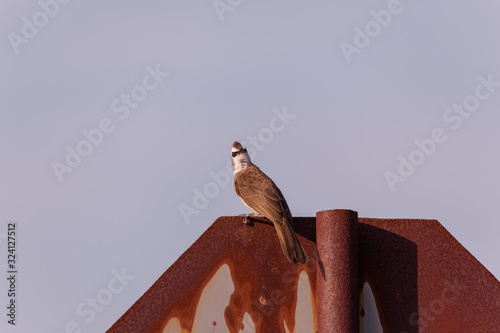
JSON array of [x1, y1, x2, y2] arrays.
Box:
[[234, 165, 292, 225]]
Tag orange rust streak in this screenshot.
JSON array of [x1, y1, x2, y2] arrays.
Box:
[[157, 218, 317, 333]]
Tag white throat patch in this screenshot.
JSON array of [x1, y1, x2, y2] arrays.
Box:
[[231, 147, 252, 174]]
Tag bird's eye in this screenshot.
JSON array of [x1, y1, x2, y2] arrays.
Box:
[[232, 152, 237, 158], [242, 148, 247, 153]]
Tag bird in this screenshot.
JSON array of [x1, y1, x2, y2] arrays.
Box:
[[231, 141, 308, 264]]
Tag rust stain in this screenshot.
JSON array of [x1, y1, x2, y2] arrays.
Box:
[[159, 262, 232, 332], [128, 216, 318, 333], [107, 212, 500, 333], [159, 260, 316, 333]]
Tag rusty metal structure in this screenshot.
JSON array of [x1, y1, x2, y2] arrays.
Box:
[[107, 209, 500, 332]]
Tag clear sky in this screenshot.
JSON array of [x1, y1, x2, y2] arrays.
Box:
[[1, 1, 499, 332]]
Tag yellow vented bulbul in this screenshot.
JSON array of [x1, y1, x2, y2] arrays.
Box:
[[231, 141, 308, 264]]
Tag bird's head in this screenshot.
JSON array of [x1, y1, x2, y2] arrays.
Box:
[[231, 141, 252, 174]]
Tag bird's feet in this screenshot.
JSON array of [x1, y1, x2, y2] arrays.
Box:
[[239, 213, 254, 224]]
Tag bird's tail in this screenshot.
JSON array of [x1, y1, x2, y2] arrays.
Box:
[[274, 218, 308, 264]]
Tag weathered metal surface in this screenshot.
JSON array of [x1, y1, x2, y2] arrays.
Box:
[[107, 211, 500, 333], [107, 216, 317, 333], [316, 209, 359, 333], [359, 218, 500, 333]]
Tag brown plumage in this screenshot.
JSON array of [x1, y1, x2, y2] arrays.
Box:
[[232, 161, 308, 264], [232, 141, 242, 150]]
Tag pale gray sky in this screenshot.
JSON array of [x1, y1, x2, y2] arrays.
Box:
[[1, 0, 499, 332]]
